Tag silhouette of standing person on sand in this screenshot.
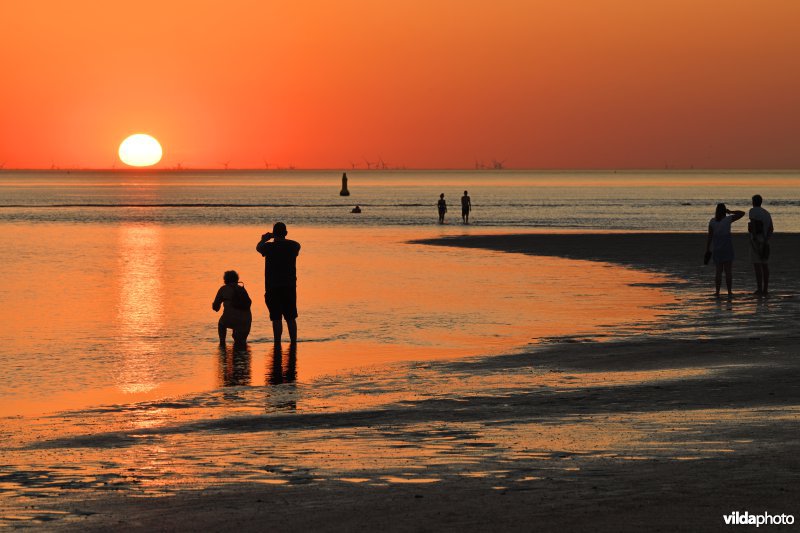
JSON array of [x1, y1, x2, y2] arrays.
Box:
[[748, 194, 774, 296], [437, 193, 447, 224], [706, 203, 744, 297], [461, 190, 472, 224], [256, 222, 301, 344], [212, 270, 252, 347]]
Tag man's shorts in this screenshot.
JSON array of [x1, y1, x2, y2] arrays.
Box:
[[265, 286, 298, 321], [462, 208, 469, 216]]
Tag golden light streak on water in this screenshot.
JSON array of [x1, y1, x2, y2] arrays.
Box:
[[115, 225, 164, 395]]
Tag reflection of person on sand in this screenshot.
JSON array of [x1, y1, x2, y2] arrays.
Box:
[[212, 270, 252, 347], [217, 344, 252, 387], [748, 194, 774, 297], [461, 190, 472, 224], [266, 343, 298, 410], [256, 222, 301, 344], [706, 203, 745, 297], [267, 342, 297, 385], [351, 205, 361, 213], [437, 193, 447, 224]]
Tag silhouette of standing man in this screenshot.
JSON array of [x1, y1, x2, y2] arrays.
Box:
[[437, 193, 447, 224], [461, 190, 472, 224], [748, 194, 774, 296], [256, 222, 301, 344]]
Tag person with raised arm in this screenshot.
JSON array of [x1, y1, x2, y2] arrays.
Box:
[[256, 222, 301, 344], [706, 203, 745, 297]]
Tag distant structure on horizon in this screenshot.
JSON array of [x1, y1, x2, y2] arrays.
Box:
[[474, 158, 506, 170], [340, 172, 350, 196]]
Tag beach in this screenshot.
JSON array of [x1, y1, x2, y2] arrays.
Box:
[[4, 0, 800, 527], [2, 232, 798, 531]]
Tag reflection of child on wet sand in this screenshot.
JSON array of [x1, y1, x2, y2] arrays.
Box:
[[212, 270, 252, 347]]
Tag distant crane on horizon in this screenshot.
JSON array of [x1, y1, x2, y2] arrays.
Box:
[[491, 158, 506, 170]]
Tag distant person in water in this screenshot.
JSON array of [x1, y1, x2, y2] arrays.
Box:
[[706, 203, 745, 297], [748, 194, 774, 296], [461, 190, 472, 224], [212, 270, 252, 347], [256, 222, 301, 344], [437, 193, 447, 224], [351, 205, 361, 213]]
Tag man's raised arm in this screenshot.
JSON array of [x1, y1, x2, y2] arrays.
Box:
[[256, 232, 273, 256]]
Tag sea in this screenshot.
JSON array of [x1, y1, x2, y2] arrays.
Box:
[[1, 169, 798, 229], [0, 169, 798, 417]]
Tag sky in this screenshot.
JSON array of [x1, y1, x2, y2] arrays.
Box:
[[1, 0, 799, 170]]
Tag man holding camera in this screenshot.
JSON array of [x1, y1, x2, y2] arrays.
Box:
[[256, 222, 301, 344]]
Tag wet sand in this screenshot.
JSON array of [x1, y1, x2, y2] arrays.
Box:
[[2, 233, 799, 531]]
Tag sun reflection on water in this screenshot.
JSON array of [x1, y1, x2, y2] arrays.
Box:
[[116, 225, 164, 394]]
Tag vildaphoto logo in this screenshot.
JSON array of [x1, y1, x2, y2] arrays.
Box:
[[723, 511, 795, 527]]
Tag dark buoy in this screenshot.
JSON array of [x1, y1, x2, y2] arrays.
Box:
[[340, 172, 350, 196]]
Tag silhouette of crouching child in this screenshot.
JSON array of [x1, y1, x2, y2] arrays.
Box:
[[212, 270, 253, 347]]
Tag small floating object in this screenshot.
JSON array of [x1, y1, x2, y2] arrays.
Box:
[[340, 172, 350, 196], [351, 205, 361, 213]]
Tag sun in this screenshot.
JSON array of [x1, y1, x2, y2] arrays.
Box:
[[118, 134, 163, 167]]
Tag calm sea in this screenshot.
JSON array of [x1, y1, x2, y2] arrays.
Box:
[[0, 170, 797, 416], [1, 169, 798, 230]]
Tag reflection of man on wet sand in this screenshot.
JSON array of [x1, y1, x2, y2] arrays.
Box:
[[256, 222, 301, 344], [266, 343, 298, 411], [267, 343, 297, 386]]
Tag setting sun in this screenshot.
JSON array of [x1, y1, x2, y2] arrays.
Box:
[[118, 134, 162, 167]]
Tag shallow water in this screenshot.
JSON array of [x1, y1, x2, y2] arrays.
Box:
[[0, 225, 675, 416], [1, 169, 799, 230], [1, 172, 797, 528]]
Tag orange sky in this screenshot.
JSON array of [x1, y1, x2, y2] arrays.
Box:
[[1, 0, 799, 170]]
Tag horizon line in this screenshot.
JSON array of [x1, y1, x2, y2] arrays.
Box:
[[2, 167, 799, 173]]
